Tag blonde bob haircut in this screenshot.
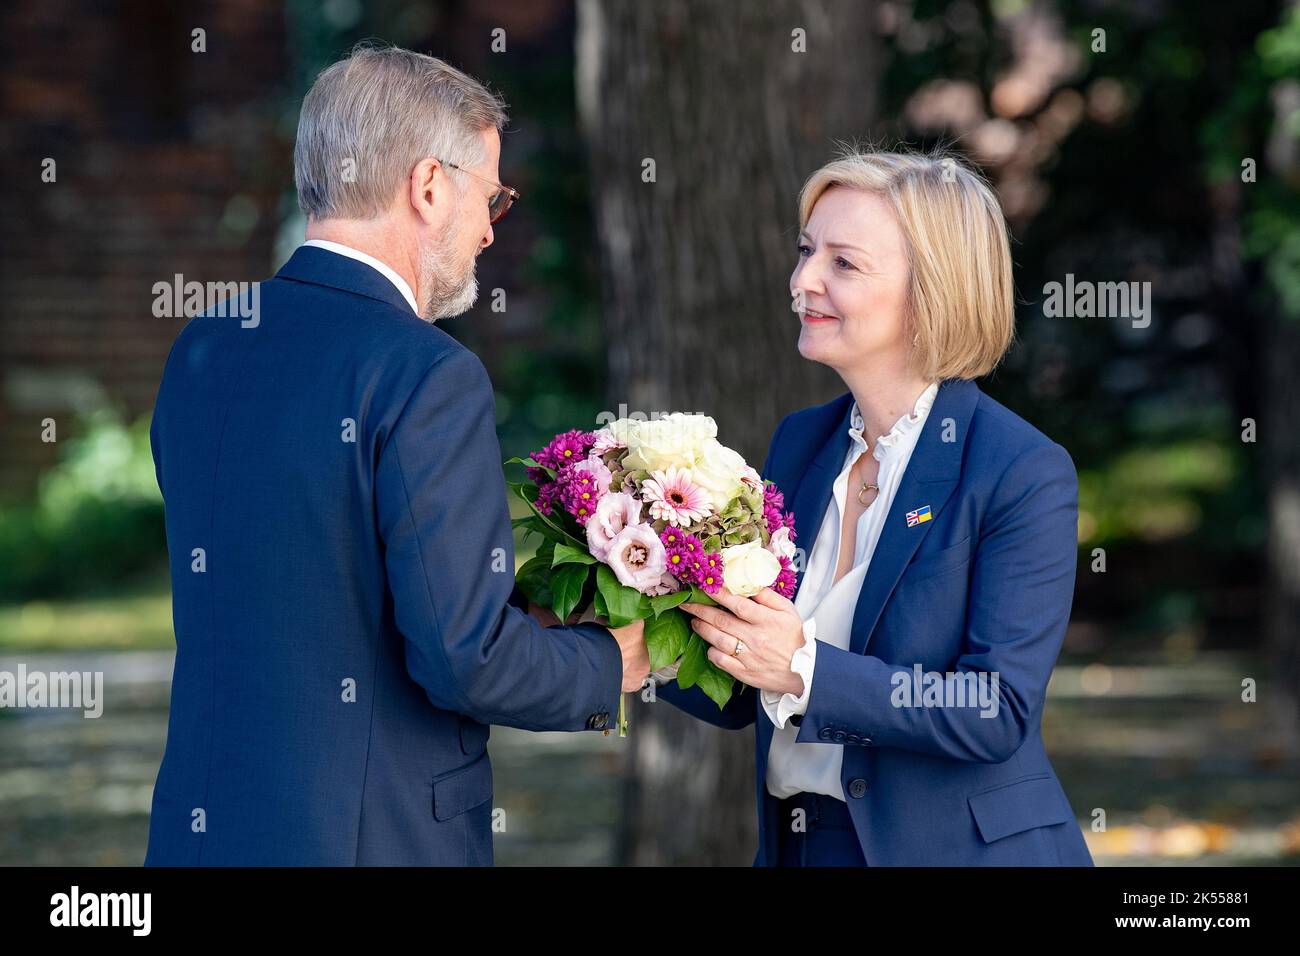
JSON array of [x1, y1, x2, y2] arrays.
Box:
[[797, 148, 1015, 381]]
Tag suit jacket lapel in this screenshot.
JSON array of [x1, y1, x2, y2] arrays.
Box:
[[847, 378, 979, 656]]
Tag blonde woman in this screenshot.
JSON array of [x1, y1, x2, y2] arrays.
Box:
[[658, 150, 1094, 867]]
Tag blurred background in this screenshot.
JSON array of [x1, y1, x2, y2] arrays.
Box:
[[2, 0, 1299, 866]]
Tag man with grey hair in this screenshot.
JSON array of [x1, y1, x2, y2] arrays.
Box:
[[145, 43, 648, 866]]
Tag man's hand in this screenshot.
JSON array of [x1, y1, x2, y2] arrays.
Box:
[[610, 618, 649, 692], [531, 602, 648, 693], [526, 602, 563, 628]]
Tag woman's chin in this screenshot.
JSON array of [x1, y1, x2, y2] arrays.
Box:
[[797, 326, 837, 364]]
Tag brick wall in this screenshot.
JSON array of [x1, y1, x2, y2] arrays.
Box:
[[0, 0, 289, 498]]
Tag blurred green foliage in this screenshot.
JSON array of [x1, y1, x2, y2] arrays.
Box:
[[886, 1, 1289, 573], [0, 410, 165, 601]]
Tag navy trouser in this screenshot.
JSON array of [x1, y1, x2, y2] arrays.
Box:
[[777, 792, 868, 866]]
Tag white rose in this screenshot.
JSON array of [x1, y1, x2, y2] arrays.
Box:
[[691, 438, 749, 510], [766, 526, 796, 561], [720, 539, 782, 597], [623, 413, 717, 473]]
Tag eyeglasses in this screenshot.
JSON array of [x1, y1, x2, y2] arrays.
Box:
[[440, 159, 520, 224]]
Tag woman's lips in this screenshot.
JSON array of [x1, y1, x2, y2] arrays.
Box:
[[800, 309, 839, 323]]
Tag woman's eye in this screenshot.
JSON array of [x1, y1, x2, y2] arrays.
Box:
[[796, 244, 812, 257], [835, 256, 854, 270]]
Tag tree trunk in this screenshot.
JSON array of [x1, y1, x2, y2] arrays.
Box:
[[1266, 309, 1300, 739], [1261, 75, 1300, 742], [577, 0, 884, 865]]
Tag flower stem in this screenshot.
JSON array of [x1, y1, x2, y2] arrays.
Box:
[[618, 692, 627, 737]]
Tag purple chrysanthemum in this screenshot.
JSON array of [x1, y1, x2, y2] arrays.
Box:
[[772, 554, 798, 599], [763, 484, 797, 538], [697, 552, 724, 595], [533, 429, 595, 471], [558, 464, 601, 525], [661, 529, 709, 585]]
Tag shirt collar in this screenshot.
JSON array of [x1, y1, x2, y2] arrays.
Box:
[[848, 381, 940, 462], [301, 239, 419, 315]]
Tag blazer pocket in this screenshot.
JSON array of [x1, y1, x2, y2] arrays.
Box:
[[966, 772, 1072, 843], [903, 534, 972, 585], [432, 751, 493, 821]]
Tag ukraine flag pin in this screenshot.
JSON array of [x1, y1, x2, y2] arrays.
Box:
[[905, 505, 932, 527]]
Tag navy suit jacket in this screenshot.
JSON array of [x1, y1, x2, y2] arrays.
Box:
[[658, 379, 1094, 866], [145, 246, 623, 865]]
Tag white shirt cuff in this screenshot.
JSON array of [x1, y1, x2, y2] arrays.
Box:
[[760, 617, 817, 729]]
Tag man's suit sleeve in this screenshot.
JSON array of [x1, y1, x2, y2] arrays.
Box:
[[794, 441, 1079, 761], [652, 413, 793, 730], [375, 346, 624, 731]]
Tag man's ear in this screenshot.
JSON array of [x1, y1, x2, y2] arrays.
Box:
[[408, 157, 446, 227]]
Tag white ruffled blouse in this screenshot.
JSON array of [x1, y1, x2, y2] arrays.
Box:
[[762, 381, 939, 801]]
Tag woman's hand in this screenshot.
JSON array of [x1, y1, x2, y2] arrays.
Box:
[[681, 588, 807, 697]]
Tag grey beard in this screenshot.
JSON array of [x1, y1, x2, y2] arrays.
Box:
[[419, 243, 478, 322]]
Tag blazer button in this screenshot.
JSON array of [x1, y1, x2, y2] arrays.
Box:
[[586, 713, 608, 730], [818, 727, 832, 740], [848, 778, 868, 799], [846, 734, 860, 744], [832, 730, 847, 742]]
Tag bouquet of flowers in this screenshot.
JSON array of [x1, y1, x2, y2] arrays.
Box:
[[506, 413, 798, 734]]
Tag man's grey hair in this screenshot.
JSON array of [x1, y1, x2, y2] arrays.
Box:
[[294, 42, 508, 220]]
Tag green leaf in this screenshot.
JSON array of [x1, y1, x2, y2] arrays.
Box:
[[550, 562, 590, 624], [686, 586, 719, 607], [511, 515, 550, 547], [595, 564, 646, 628], [515, 552, 554, 609], [695, 660, 736, 710], [508, 483, 586, 550], [505, 479, 540, 500], [675, 632, 710, 688], [552, 542, 597, 567], [648, 588, 691, 617], [644, 607, 691, 671], [673, 633, 735, 708]]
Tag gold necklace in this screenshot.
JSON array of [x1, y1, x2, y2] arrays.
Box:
[[855, 445, 879, 506]]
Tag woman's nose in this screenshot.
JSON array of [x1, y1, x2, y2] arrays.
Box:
[[791, 263, 825, 298]]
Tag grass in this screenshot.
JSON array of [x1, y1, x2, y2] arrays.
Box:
[[0, 579, 174, 652]]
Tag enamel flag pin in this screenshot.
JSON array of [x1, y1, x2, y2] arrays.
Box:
[[905, 505, 932, 527]]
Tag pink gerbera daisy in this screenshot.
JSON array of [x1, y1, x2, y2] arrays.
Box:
[[641, 466, 711, 527]]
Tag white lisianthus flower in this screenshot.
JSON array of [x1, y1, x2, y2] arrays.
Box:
[[720, 539, 782, 597], [691, 438, 749, 510], [622, 413, 717, 473]]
